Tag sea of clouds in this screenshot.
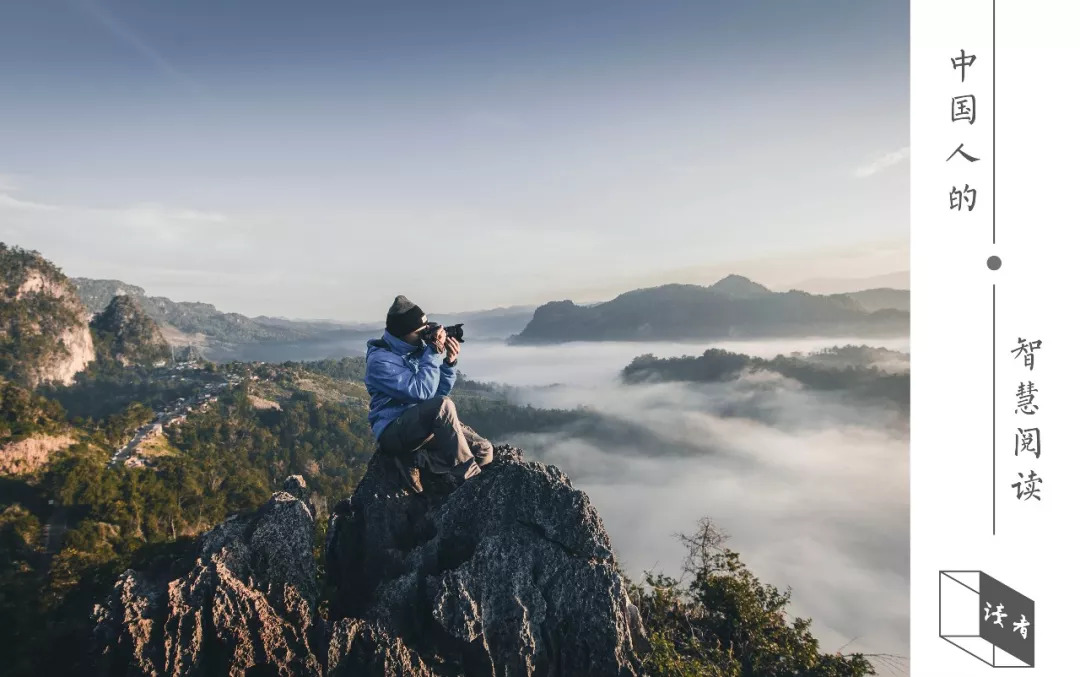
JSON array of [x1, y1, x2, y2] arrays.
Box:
[[457, 336, 910, 669]]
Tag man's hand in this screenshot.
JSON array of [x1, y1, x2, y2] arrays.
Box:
[[431, 326, 447, 353], [445, 337, 460, 364]]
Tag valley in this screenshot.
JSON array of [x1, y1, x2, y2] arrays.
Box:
[[0, 243, 908, 676]]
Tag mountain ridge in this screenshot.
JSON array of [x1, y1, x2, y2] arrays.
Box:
[[511, 276, 909, 345]]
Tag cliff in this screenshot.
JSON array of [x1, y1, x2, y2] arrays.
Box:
[[0, 243, 95, 387], [91, 447, 647, 676]]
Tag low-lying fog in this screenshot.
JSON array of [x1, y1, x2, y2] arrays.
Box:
[[457, 337, 910, 666]]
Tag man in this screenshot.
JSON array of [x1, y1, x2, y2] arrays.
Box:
[[364, 295, 493, 493]]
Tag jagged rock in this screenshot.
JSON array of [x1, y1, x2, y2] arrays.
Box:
[[284, 474, 309, 500], [327, 620, 433, 677], [90, 481, 323, 676], [91, 450, 646, 676], [326, 445, 645, 676]]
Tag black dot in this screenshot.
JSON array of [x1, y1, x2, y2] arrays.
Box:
[[987, 255, 1002, 270]]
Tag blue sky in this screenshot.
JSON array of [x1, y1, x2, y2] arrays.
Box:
[[0, 0, 909, 320]]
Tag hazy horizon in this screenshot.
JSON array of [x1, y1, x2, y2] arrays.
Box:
[[59, 255, 910, 325], [1, 0, 908, 321]]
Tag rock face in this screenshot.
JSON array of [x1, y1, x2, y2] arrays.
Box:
[[91, 447, 646, 676], [0, 243, 95, 387], [90, 294, 172, 367], [326, 445, 645, 676], [91, 485, 324, 677]]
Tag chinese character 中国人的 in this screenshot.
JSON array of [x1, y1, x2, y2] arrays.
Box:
[[984, 601, 1008, 627], [951, 49, 976, 82], [1012, 470, 1042, 501], [946, 143, 980, 162], [1014, 381, 1038, 414], [952, 95, 976, 124], [1015, 427, 1041, 459], [1011, 337, 1042, 370], [1013, 614, 1030, 639], [949, 185, 977, 211]]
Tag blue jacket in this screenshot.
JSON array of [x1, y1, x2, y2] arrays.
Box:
[[364, 330, 457, 441]]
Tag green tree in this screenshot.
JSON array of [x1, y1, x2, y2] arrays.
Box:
[[630, 518, 876, 677]]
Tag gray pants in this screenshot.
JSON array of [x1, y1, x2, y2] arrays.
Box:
[[378, 396, 494, 480]]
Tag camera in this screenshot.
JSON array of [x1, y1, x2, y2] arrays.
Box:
[[420, 322, 465, 343]]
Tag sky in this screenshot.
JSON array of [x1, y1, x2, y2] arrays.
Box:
[[0, 0, 910, 321]]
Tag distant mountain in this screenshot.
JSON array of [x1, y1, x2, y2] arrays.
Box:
[[510, 276, 908, 344], [788, 270, 909, 295], [708, 274, 772, 298], [90, 295, 172, 368], [843, 288, 909, 313], [428, 305, 536, 340], [73, 278, 145, 319], [73, 278, 535, 359], [251, 316, 377, 333], [73, 278, 313, 346], [0, 244, 95, 387]]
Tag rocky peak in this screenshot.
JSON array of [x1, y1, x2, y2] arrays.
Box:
[[91, 294, 172, 367], [0, 243, 95, 387], [91, 446, 647, 676], [328, 445, 646, 675]]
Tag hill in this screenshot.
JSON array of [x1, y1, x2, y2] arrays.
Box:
[[844, 287, 910, 313], [708, 273, 772, 298], [622, 345, 909, 414], [0, 244, 95, 387], [511, 275, 908, 344], [89, 295, 172, 368]]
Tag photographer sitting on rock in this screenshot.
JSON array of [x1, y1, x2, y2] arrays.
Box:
[[364, 295, 493, 493]]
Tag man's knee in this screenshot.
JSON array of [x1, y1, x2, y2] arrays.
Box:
[[433, 395, 457, 417]]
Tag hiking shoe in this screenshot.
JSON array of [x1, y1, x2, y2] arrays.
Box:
[[392, 455, 423, 494]]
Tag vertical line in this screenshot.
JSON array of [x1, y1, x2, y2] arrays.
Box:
[[993, 0, 996, 245], [993, 283, 997, 535], [938, 573, 942, 637]]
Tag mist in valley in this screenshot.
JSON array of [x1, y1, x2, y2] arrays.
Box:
[[456, 336, 910, 664]]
